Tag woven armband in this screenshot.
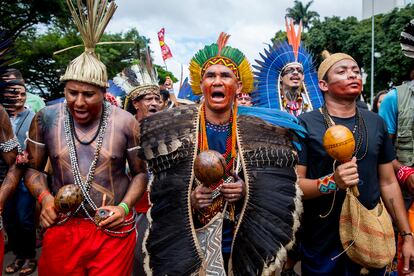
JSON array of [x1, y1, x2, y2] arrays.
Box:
[[397, 166, 414, 186], [317, 173, 337, 194]]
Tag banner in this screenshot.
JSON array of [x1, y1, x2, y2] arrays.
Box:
[[158, 28, 173, 61]]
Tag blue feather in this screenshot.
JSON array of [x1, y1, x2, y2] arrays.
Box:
[[237, 106, 307, 138], [252, 41, 323, 111]]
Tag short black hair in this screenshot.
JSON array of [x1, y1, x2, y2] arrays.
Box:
[[160, 89, 170, 102], [3, 68, 23, 79]]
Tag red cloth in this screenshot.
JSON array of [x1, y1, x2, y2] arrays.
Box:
[[38, 218, 136, 276], [135, 191, 150, 213]]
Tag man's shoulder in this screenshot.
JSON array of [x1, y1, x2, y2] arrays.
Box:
[[38, 103, 63, 118], [299, 109, 321, 123], [111, 106, 135, 122]]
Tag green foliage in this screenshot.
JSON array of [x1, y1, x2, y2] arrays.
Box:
[[286, 0, 320, 30], [0, 0, 70, 38], [2, 2, 177, 100], [155, 65, 178, 85], [273, 4, 414, 101]]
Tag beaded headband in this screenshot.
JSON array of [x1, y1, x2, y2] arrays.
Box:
[[189, 32, 254, 95]]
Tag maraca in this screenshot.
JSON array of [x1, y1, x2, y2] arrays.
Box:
[[194, 150, 226, 185], [54, 184, 84, 213], [323, 125, 359, 196]]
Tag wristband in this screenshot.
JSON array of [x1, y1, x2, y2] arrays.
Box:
[[317, 173, 338, 194], [401, 231, 413, 238], [37, 190, 51, 204], [118, 202, 129, 216], [397, 166, 414, 186]]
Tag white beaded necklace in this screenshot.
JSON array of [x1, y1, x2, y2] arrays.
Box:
[[64, 102, 110, 213]]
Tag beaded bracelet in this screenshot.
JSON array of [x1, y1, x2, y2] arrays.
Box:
[[37, 190, 51, 204], [397, 166, 414, 186], [118, 202, 129, 216], [317, 173, 338, 194]]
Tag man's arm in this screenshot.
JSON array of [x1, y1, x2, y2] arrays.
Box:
[[24, 112, 55, 228], [378, 89, 398, 141], [0, 107, 23, 213], [99, 118, 148, 229], [379, 162, 414, 274], [297, 157, 359, 200]]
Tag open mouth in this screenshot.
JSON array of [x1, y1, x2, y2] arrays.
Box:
[[74, 110, 88, 118], [148, 108, 158, 113], [211, 91, 225, 100]]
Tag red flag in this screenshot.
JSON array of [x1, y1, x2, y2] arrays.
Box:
[[158, 28, 173, 61]]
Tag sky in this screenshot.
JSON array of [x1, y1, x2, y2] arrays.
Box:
[[106, 0, 362, 91]]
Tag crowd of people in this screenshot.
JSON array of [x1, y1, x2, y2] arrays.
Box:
[[0, 1, 414, 276]]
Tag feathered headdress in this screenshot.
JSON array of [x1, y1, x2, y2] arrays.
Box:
[[400, 19, 414, 58], [252, 18, 323, 111], [59, 0, 117, 88], [189, 32, 254, 95], [113, 47, 159, 111]]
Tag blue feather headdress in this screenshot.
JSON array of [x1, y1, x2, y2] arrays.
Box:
[[252, 20, 323, 112]]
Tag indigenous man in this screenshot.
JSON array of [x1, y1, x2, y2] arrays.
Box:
[[24, 1, 147, 275], [253, 18, 323, 117], [113, 59, 161, 276], [297, 52, 414, 275], [379, 19, 414, 274], [253, 18, 323, 275], [236, 92, 252, 106], [2, 69, 46, 113], [140, 32, 305, 275], [1, 77, 37, 275], [0, 38, 24, 276]]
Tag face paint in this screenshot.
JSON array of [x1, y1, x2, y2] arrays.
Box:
[[325, 59, 362, 99], [281, 65, 304, 90], [201, 64, 242, 113], [64, 80, 104, 125]]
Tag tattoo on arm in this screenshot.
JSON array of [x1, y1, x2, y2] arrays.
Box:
[[25, 168, 49, 198]]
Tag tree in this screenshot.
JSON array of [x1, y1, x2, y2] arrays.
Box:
[[286, 0, 320, 30], [14, 27, 177, 100], [272, 4, 414, 102], [0, 0, 70, 38]]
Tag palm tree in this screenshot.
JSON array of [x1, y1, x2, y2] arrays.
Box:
[[286, 0, 320, 30]]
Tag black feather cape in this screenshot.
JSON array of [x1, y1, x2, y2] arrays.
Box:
[[139, 105, 302, 276]]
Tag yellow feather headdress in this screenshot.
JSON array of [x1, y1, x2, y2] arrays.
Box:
[[60, 0, 117, 88], [189, 32, 254, 95]]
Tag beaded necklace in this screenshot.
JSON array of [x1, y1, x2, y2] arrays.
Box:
[[63, 102, 137, 235], [70, 108, 104, 145], [64, 102, 110, 212], [321, 104, 368, 161], [198, 103, 237, 190]]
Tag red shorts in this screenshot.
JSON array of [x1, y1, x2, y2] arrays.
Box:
[[38, 218, 136, 276]]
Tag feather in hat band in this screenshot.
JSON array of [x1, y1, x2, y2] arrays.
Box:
[[201, 56, 240, 80]]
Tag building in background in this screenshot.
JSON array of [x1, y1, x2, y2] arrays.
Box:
[[363, 0, 413, 19]]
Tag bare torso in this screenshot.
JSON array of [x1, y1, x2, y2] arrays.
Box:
[[40, 103, 138, 208]]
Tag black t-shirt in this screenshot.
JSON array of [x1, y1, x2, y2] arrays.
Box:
[[298, 108, 395, 255]]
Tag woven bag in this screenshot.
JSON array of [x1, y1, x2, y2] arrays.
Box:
[[339, 188, 395, 269]]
